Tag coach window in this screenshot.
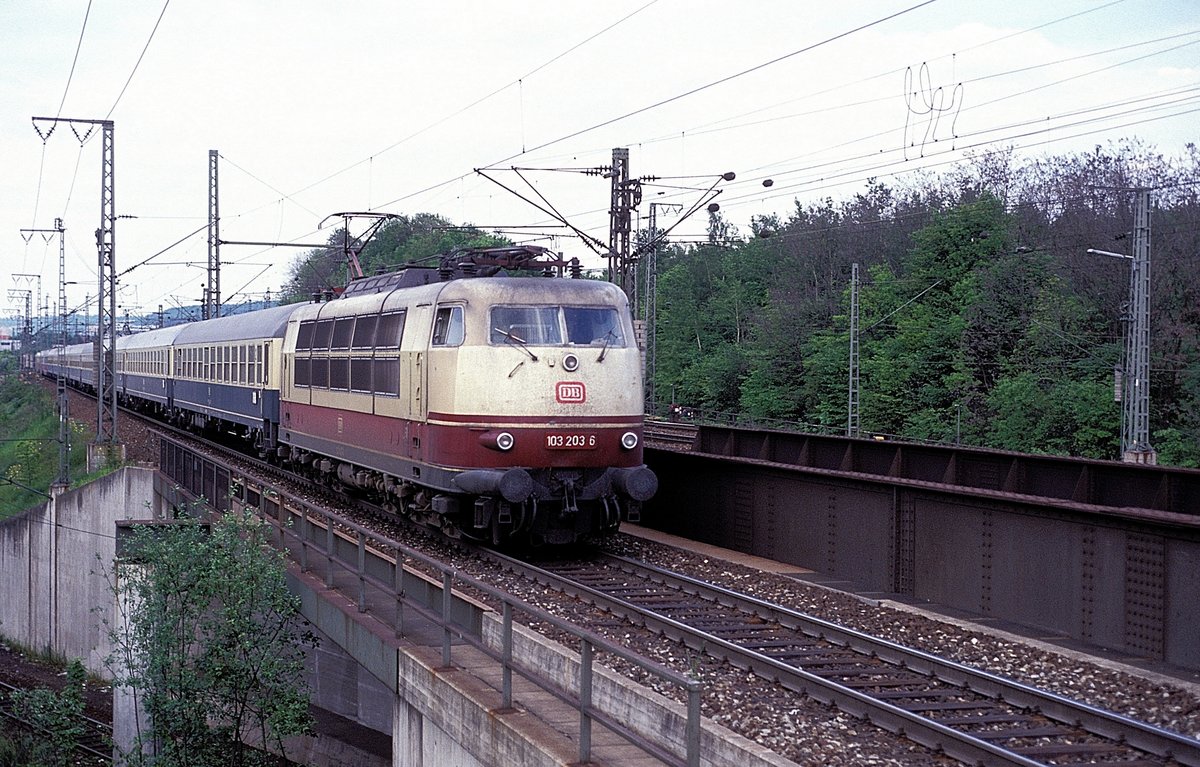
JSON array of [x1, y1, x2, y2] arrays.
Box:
[[261, 343, 268, 385], [313, 319, 334, 350], [332, 317, 354, 350], [239, 345, 247, 384], [203, 347, 210, 380], [352, 314, 378, 348], [431, 306, 464, 347]]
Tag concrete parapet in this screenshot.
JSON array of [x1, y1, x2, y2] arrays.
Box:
[[477, 612, 798, 767]]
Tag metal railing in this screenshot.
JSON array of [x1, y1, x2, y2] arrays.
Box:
[[204, 459, 705, 767]]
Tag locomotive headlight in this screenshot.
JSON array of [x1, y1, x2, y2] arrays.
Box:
[[620, 431, 639, 450], [479, 430, 516, 451], [562, 353, 580, 372]]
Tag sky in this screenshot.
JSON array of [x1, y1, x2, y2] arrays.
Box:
[[1, 0, 1197, 331]]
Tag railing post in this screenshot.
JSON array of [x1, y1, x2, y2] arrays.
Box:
[[579, 640, 593, 764], [299, 506, 310, 572], [442, 571, 453, 668], [394, 546, 405, 638], [325, 518, 335, 589], [502, 602, 513, 709], [687, 679, 702, 767], [356, 530, 367, 612]]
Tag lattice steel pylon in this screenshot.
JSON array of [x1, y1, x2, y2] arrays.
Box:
[[848, 262, 860, 438], [95, 120, 118, 445], [32, 116, 118, 448], [607, 148, 639, 306], [206, 149, 221, 319], [1123, 189, 1154, 463]]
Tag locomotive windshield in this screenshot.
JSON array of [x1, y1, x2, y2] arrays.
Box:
[[489, 306, 626, 347]]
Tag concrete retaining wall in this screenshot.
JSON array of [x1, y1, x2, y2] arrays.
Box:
[[0, 467, 159, 674]]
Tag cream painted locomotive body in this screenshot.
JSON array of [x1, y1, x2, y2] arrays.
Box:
[[280, 273, 655, 545]]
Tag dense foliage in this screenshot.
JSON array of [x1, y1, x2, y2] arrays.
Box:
[[272, 143, 1198, 465], [0, 361, 91, 515], [104, 510, 316, 766], [652, 141, 1200, 466]]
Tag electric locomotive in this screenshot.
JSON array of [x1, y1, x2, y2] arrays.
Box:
[[279, 247, 656, 545], [36, 246, 656, 546]]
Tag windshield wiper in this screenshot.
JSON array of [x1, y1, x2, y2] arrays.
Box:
[[494, 328, 538, 362], [596, 329, 617, 362]]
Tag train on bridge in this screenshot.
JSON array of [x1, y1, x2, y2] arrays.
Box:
[[34, 246, 657, 546]]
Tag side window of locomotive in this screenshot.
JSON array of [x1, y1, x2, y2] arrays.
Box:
[[296, 320, 315, 350], [331, 318, 354, 350], [431, 306, 464, 347], [350, 358, 373, 393], [310, 357, 329, 389], [490, 306, 562, 345], [376, 311, 406, 347], [329, 357, 350, 390], [352, 314, 378, 349], [313, 319, 334, 350], [294, 356, 311, 387], [564, 307, 625, 346]]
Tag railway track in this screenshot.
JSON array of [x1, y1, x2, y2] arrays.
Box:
[[0, 679, 111, 764], [89, 391, 1200, 765], [484, 550, 1200, 767], [644, 418, 698, 450]]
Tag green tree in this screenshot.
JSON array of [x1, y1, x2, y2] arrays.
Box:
[[105, 510, 316, 767], [278, 213, 509, 303]]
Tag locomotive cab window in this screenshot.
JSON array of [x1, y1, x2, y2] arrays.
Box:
[[431, 306, 464, 347], [490, 306, 561, 345], [565, 307, 625, 347]]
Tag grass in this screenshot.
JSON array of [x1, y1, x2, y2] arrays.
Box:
[[0, 355, 96, 519]]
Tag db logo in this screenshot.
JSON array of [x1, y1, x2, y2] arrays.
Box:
[[555, 381, 586, 403]]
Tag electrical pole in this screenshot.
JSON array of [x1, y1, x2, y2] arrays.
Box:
[[1125, 189, 1154, 463], [848, 262, 860, 438], [6, 289, 33, 350], [1086, 188, 1154, 464], [20, 220, 70, 488], [35, 116, 123, 467], [607, 148, 639, 305], [206, 149, 220, 319]]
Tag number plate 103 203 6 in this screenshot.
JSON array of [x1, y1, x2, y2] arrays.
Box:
[[544, 433, 596, 449]]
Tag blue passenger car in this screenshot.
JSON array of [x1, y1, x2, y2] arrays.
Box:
[[117, 324, 185, 410], [170, 304, 303, 448]]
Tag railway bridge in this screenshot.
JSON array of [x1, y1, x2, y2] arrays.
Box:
[[644, 421, 1200, 673], [1, 424, 1196, 765]]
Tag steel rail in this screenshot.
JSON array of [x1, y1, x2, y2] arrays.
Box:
[[0, 679, 111, 764], [488, 550, 1200, 767]]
